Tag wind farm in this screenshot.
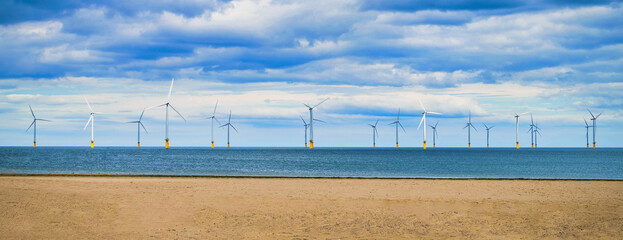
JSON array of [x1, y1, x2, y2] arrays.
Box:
[[483, 124, 494, 148], [147, 78, 186, 149], [304, 98, 329, 149], [300, 115, 310, 148], [587, 109, 602, 149], [429, 121, 439, 149]]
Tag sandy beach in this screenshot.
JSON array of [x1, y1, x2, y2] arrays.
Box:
[[0, 176, 621, 239]]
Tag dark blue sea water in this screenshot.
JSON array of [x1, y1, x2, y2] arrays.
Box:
[[1, 147, 622, 179]]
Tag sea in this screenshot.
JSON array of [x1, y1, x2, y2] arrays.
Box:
[[1, 147, 621, 179]]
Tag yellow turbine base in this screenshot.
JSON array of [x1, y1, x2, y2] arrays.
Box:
[[516, 142, 519, 149], [165, 139, 169, 149], [138, 142, 140, 148], [310, 140, 314, 149], [227, 143, 230, 148], [535, 144, 538, 149], [587, 144, 589, 149], [468, 143, 471, 149], [531, 144, 534, 149], [91, 140, 94, 148], [33, 141, 36, 148], [211, 141, 214, 149], [487, 144, 489, 149], [373, 143, 375, 148], [396, 143, 399, 149], [433, 144, 436, 149], [593, 143, 596, 149], [305, 143, 308, 148], [423, 141, 427, 150]]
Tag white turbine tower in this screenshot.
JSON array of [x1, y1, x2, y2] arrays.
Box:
[[304, 97, 329, 149], [463, 112, 477, 148], [417, 98, 441, 149], [300, 115, 310, 148], [513, 111, 529, 149], [483, 123, 494, 148], [127, 109, 147, 148], [368, 120, 379, 148], [428, 121, 439, 148], [147, 78, 186, 149], [389, 108, 406, 149], [26, 105, 50, 148], [584, 119, 592, 149], [83, 97, 102, 148], [587, 109, 602, 149], [220, 110, 238, 148], [205, 100, 220, 149]]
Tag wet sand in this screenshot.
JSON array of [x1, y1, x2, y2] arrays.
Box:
[[1, 176, 622, 239]]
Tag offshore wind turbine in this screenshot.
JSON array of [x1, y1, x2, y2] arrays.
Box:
[[389, 108, 406, 148], [368, 120, 379, 148], [528, 114, 535, 149], [587, 109, 602, 149], [584, 119, 592, 149], [304, 97, 329, 149], [300, 115, 310, 148], [26, 105, 50, 148], [127, 109, 147, 148], [219, 110, 238, 148], [428, 121, 439, 148], [205, 100, 220, 148], [513, 111, 529, 149], [483, 123, 494, 148], [83, 97, 101, 148], [147, 78, 186, 149], [417, 98, 441, 149], [534, 122, 541, 148], [463, 112, 477, 148]]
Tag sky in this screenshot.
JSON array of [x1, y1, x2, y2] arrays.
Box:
[[1, 0, 622, 148]]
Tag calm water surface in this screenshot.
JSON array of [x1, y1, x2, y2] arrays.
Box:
[[1, 147, 621, 179]]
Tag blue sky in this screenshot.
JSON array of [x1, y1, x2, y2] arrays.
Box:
[[1, 0, 622, 147]]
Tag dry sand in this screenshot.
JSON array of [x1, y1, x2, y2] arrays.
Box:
[[1, 176, 622, 239]]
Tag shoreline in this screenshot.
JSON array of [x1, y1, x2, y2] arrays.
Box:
[[2, 172, 622, 181]]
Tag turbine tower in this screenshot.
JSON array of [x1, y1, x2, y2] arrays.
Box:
[[127, 109, 148, 148], [587, 109, 601, 149], [205, 100, 220, 149], [389, 108, 406, 149], [513, 112, 529, 149], [26, 105, 50, 148], [300, 115, 310, 148], [483, 123, 494, 148], [368, 120, 379, 148], [584, 119, 592, 149], [428, 121, 439, 148], [304, 97, 329, 149], [463, 112, 477, 148], [219, 110, 238, 148], [417, 98, 441, 149], [147, 78, 186, 149], [528, 114, 535, 149], [534, 122, 541, 148], [83, 97, 101, 148]]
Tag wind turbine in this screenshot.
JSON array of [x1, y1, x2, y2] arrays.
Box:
[[417, 98, 441, 149], [26, 105, 50, 148], [587, 109, 602, 149], [147, 78, 186, 149], [127, 109, 148, 148], [463, 112, 477, 148], [428, 121, 439, 148], [533, 122, 541, 148], [368, 120, 379, 148], [389, 108, 406, 148], [304, 97, 329, 149], [83, 97, 102, 148], [528, 114, 535, 149], [483, 123, 494, 148], [205, 100, 220, 149], [220, 110, 238, 148], [584, 119, 592, 149], [513, 111, 529, 149], [300, 115, 310, 148]]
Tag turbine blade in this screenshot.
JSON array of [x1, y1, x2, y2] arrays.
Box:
[[368, 124, 374, 127], [139, 109, 145, 121], [427, 112, 442, 115], [213, 100, 218, 115], [463, 124, 468, 129], [490, 126, 494, 129], [127, 121, 139, 123], [83, 115, 93, 130], [483, 123, 488, 129], [530, 113, 534, 124], [167, 78, 174, 101], [434, 121, 438, 127], [230, 124, 239, 133], [303, 103, 311, 108], [471, 124, 478, 132], [587, 109, 595, 118], [313, 118, 326, 123], [595, 113, 602, 119], [374, 119, 379, 127], [417, 97, 426, 112], [37, 119, 51, 122], [228, 110, 232, 122], [140, 122, 148, 133], [214, 117, 221, 125], [300, 115, 307, 125], [26, 120, 35, 132], [146, 103, 167, 110], [84, 97, 93, 112], [168, 104, 186, 122], [29, 104, 35, 118], [398, 122, 406, 133], [312, 97, 329, 108], [417, 114, 425, 130]]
